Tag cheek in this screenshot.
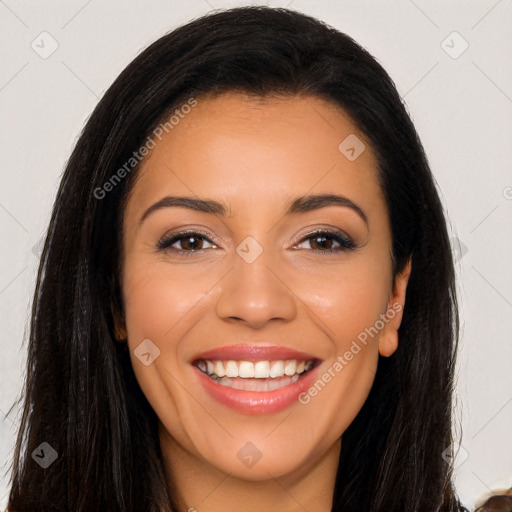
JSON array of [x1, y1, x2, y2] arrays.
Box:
[[122, 261, 213, 341], [120, 261, 216, 442], [294, 259, 392, 351], [293, 262, 389, 436]]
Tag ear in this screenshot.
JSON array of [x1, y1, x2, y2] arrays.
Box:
[[378, 256, 412, 357]]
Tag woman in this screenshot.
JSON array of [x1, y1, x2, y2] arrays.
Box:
[[6, 6, 468, 511]]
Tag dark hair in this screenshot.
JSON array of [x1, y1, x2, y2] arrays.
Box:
[[6, 6, 463, 511]]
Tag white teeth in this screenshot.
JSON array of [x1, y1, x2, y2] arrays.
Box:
[[197, 358, 315, 379], [213, 360, 225, 377], [238, 361, 255, 378], [269, 360, 284, 378], [254, 361, 270, 378], [215, 373, 300, 391], [284, 360, 296, 376], [225, 360, 238, 378]]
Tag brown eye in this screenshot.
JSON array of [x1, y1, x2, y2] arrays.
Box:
[[157, 232, 216, 254], [309, 234, 335, 251], [295, 230, 356, 253], [178, 235, 204, 251]]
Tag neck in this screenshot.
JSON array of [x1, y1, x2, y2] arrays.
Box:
[[159, 423, 341, 512]]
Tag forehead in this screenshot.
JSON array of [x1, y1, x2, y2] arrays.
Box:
[[125, 92, 385, 224]]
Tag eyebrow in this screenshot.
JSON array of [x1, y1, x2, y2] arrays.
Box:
[[139, 193, 368, 226]]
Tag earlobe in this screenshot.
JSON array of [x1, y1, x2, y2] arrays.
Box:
[[379, 330, 398, 357]]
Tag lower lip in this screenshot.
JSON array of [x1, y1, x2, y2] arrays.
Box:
[[194, 364, 320, 415]]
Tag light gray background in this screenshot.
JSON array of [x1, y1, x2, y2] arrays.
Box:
[[1, 1, 511, 510]]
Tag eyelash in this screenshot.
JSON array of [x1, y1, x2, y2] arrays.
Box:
[[157, 229, 356, 256], [298, 230, 357, 252]]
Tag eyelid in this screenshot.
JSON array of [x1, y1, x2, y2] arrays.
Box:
[[156, 227, 218, 254], [292, 228, 356, 251], [157, 223, 358, 253], [292, 224, 354, 243], [158, 226, 221, 244]]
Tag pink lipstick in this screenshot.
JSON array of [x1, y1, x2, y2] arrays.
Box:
[[192, 345, 321, 415]]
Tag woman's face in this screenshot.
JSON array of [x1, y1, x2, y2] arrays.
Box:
[[120, 91, 410, 481]]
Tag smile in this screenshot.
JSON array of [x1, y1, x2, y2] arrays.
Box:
[[191, 345, 322, 414], [196, 359, 314, 390]]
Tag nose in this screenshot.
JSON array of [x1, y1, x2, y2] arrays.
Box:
[[215, 245, 297, 329]]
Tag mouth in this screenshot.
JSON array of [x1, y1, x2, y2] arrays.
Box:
[[194, 358, 317, 390], [191, 345, 322, 415]]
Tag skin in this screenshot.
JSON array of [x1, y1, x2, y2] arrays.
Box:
[[117, 91, 411, 512]]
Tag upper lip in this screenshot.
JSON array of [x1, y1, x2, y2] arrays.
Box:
[[192, 344, 320, 363]]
